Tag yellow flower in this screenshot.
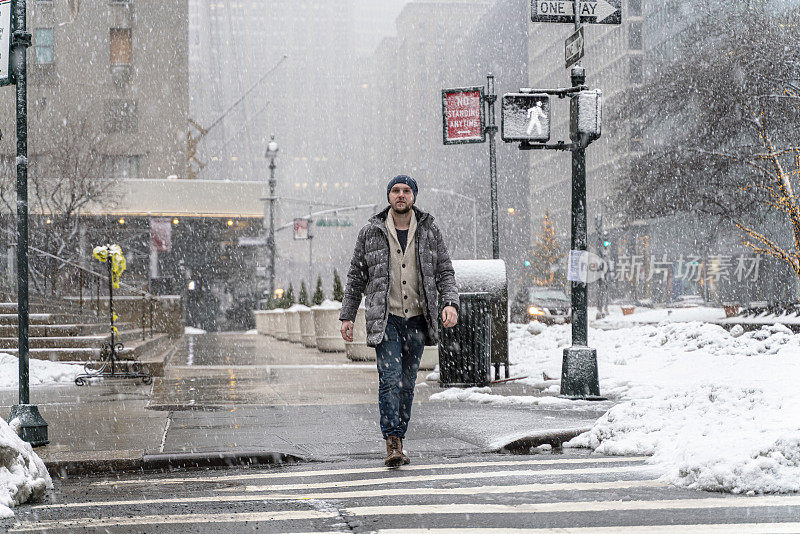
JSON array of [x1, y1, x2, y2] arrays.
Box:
[[93, 244, 127, 289]]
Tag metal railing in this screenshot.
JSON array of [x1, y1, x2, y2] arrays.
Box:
[[3, 245, 157, 341]]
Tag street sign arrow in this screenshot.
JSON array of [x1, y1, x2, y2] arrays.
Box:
[[594, 0, 617, 22], [531, 0, 622, 25]]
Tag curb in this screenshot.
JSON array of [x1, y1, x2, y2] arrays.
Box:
[[142, 451, 306, 470], [494, 427, 592, 453], [45, 450, 307, 478]]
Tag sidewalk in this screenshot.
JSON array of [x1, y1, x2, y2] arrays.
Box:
[[1, 332, 608, 476]]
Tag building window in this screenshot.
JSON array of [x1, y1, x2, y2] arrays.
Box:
[[630, 123, 644, 152], [104, 99, 138, 133], [628, 0, 642, 17], [110, 28, 132, 65], [628, 22, 642, 50], [629, 56, 643, 83], [34, 28, 54, 64], [104, 155, 141, 179]]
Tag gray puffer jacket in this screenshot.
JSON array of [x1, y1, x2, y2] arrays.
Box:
[[339, 206, 459, 347]]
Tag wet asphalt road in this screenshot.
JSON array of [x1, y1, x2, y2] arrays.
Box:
[[6, 450, 800, 533]]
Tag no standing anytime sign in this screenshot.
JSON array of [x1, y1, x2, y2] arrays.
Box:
[[441, 87, 485, 145]]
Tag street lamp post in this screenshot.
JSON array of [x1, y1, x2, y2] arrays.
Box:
[[265, 135, 278, 306], [430, 188, 477, 259], [8, 0, 48, 446]]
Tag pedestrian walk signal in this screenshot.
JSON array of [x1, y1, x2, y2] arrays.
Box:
[[570, 89, 603, 140], [501, 93, 551, 143]]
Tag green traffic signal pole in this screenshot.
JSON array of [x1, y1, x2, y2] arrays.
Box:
[[559, 3, 601, 399], [8, 0, 48, 446], [486, 74, 500, 260]]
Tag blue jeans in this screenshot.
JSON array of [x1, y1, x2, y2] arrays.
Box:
[[376, 314, 427, 439]]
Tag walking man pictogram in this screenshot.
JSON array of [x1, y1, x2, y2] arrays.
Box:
[[526, 101, 547, 137]]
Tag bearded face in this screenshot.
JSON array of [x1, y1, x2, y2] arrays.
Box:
[[389, 184, 414, 214]]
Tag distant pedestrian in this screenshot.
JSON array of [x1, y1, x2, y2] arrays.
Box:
[[340, 175, 459, 467]]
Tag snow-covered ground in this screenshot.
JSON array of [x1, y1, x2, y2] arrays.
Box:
[[0, 418, 52, 517], [0, 353, 80, 389], [593, 305, 726, 328], [184, 326, 207, 335], [432, 316, 800, 494]]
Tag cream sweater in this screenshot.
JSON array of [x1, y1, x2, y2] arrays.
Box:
[[385, 211, 424, 318]]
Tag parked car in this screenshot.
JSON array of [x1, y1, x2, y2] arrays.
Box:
[[511, 287, 571, 324]]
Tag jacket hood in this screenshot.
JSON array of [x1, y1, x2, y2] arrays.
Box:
[[369, 205, 432, 227]]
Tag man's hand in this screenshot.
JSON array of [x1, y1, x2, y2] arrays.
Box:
[[442, 306, 458, 328], [340, 320, 354, 342]]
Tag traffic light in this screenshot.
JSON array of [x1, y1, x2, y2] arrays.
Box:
[[601, 231, 610, 249], [524, 260, 531, 267]]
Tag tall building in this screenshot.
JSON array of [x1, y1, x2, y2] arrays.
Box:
[[0, 1, 188, 181], [366, 0, 491, 248], [188, 1, 418, 296]]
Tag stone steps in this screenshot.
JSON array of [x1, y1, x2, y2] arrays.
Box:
[[0, 313, 68, 325], [0, 300, 177, 376], [0, 322, 138, 337], [3, 332, 171, 366], [0, 328, 142, 349]]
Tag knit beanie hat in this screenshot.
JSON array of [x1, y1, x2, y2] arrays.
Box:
[[386, 175, 418, 202]]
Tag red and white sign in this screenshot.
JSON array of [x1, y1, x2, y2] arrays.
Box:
[[442, 87, 485, 145], [293, 218, 310, 240], [150, 218, 172, 253]]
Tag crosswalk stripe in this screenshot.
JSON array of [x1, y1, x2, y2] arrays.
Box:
[[225, 465, 657, 492], [343, 496, 800, 516], [94, 456, 648, 486], [32, 479, 665, 511], [9, 510, 338, 532], [375, 525, 800, 534], [13, 496, 800, 532]]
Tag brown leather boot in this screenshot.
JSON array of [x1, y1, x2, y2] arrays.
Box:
[[399, 438, 410, 465], [384, 436, 403, 468]]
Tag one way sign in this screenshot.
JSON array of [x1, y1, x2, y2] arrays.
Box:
[[531, 0, 622, 25]]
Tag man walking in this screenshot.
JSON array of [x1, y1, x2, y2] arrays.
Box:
[[340, 175, 459, 467]]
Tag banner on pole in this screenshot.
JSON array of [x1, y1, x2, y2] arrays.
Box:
[[293, 217, 310, 240], [150, 218, 172, 253]]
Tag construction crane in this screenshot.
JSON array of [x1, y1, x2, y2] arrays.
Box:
[[187, 55, 288, 179]]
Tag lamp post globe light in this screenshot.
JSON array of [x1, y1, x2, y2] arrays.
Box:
[[265, 135, 278, 307]]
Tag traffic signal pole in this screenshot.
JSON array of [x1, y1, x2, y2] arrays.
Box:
[[559, 5, 601, 399]]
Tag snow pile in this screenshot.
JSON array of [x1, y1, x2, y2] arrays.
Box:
[[434, 319, 800, 493], [594, 306, 725, 328], [431, 386, 580, 409], [0, 418, 52, 517], [567, 384, 800, 494], [312, 299, 342, 311], [0, 353, 80, 389], [184, 326, 207, 335], [425, 365, 439, 382]]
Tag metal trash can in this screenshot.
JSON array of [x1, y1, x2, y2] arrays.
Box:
[[450, 259, 509, 380], [438, 292, 492, 387]]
